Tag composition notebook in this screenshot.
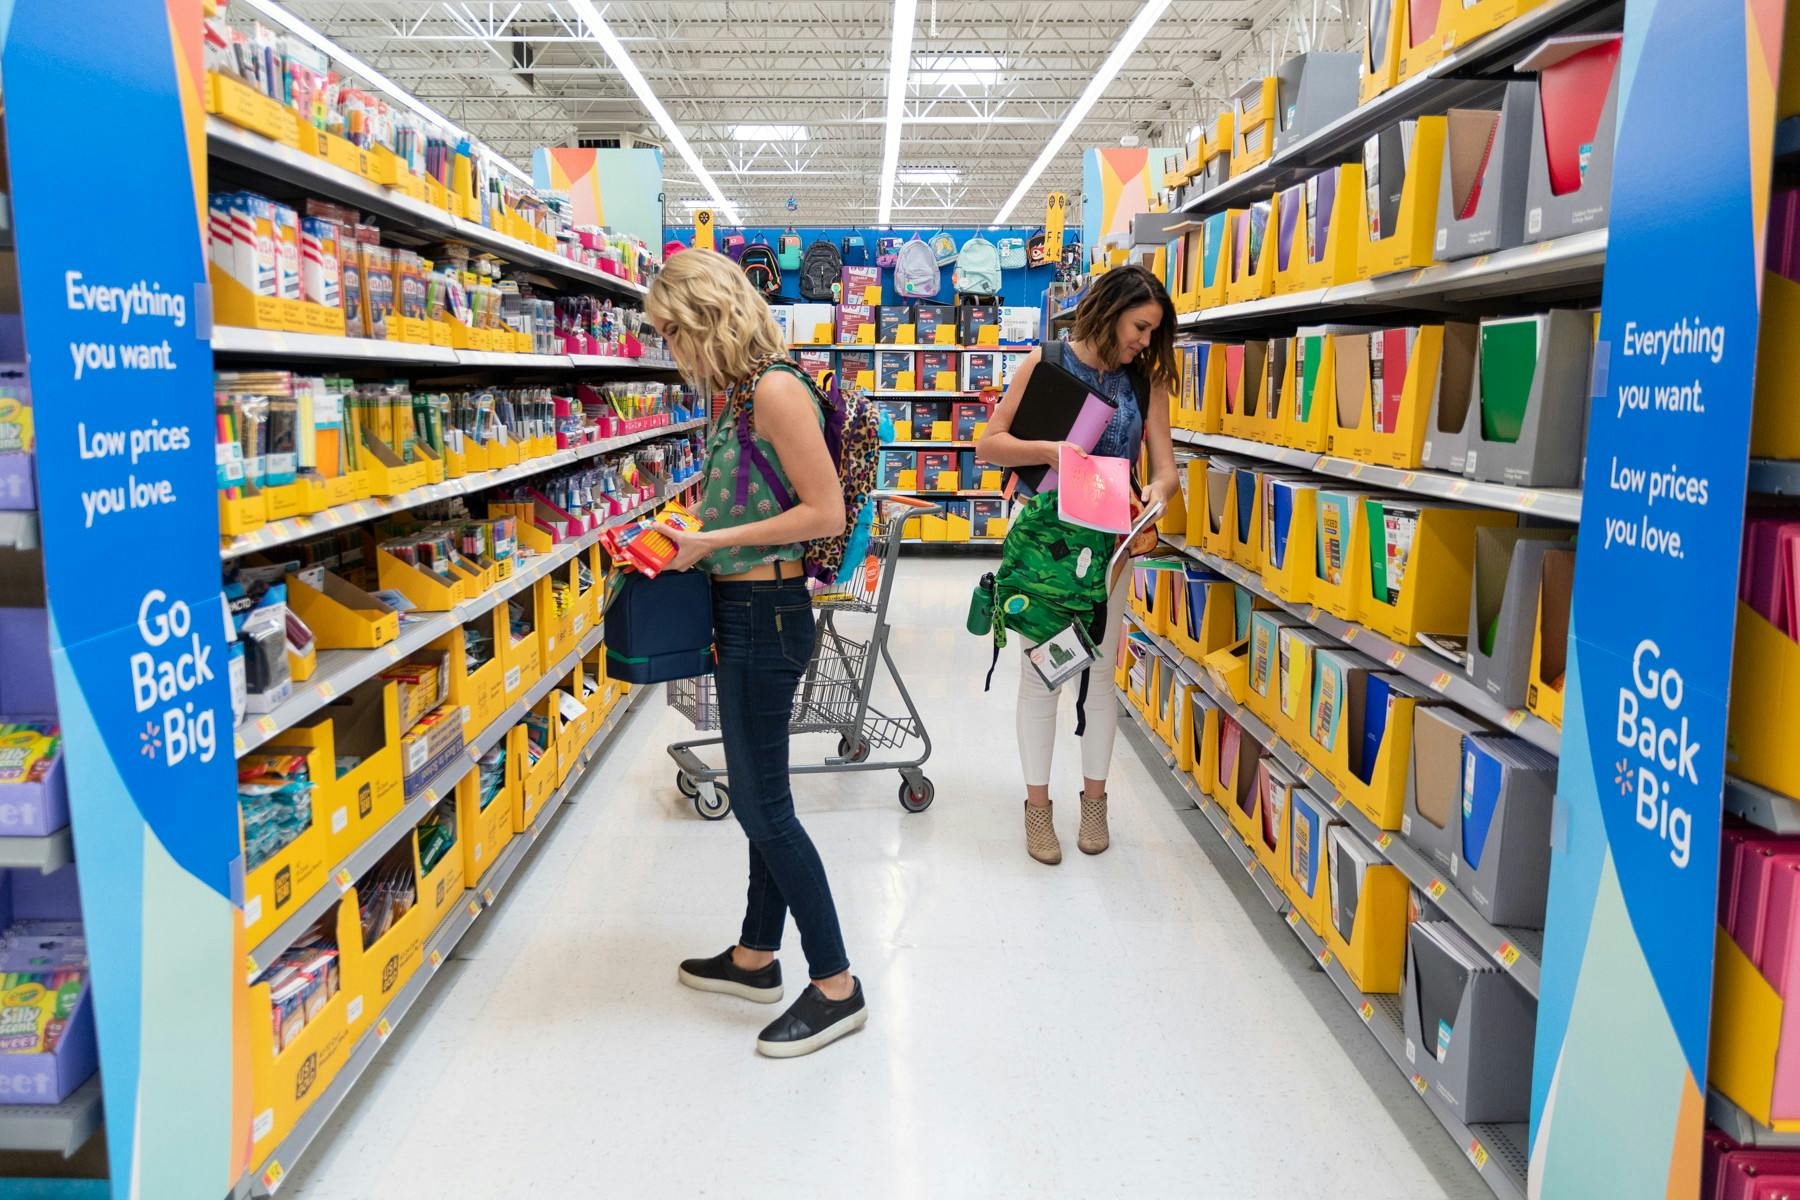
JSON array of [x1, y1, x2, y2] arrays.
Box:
[[1003, 355, 1118, 496]]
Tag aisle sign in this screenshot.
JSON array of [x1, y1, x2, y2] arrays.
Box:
[[692, 209, 715, 251], [1044, 192, 1067, 260], [1530, 2, 1785, 1196], [4, 1, 242, 1195]]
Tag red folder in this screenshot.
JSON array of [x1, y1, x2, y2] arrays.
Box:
[[1528, 35, 1622, 196]]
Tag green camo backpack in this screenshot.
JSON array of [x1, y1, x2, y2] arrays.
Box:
[[981, 491, 1118, 733]]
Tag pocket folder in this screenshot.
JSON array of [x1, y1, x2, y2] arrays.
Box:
[[1327, 824, 1408, 993], [1404, 919, 1537, 1123], [1287, 787, 1338, 934]]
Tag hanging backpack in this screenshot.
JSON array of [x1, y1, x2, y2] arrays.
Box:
[[798, 239, 842, 301], [979, 490, 1119, 733], [953, 235, 1002, 295], [894, 235, 941, 299], [721, 233, 747, 260], [777, 228, 803, 270], [997, 237, 1028, 269], [729, 357, 884, 589], [1026, 232, 1048, 267], [664, 239, 687, 260], [876, 236, 901, 267], [931, 231, 959, 263], [841, 234, 870, 267], [740, 241, 781, 296]]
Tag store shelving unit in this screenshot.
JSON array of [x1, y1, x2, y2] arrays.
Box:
[[212, 326, 677, 372], [0, 1078, 104, 1157], [220, 420, 703, 559], [1121, 697, 1529, 1198], [1171, 0, 1623, 220], [237, 680, 645, 1198], [0, 828, 74, 874], [865, 389, 987, 398], [1176, 432, 1584, 523], [789, 343, 1032, 353], [1176, 229, 1608, 335], [207, 118, 648, 300]]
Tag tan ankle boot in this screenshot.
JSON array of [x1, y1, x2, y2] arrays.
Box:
[[1025, 804, 1062, 865], [1078, 793, 1110, 855]]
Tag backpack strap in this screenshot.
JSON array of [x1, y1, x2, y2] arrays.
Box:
[[729, 359, 820, 511], [1048, 340, 1151, 420]]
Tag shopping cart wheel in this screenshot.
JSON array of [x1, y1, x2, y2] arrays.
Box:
[[695, 783, 731, 821], [675, 771, 698, 799], [897, 777, 935, 813], [836, 734, 871, 764]]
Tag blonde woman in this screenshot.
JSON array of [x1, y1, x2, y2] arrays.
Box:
[[977, 265, 1181, 864], [645, 248, 864, 1058]]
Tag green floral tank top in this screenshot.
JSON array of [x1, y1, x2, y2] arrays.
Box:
[[698, 360, 824, 576]]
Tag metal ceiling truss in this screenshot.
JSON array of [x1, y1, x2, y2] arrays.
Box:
[[276, 0, 1352, 225]]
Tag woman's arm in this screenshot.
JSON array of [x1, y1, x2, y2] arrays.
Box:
[[660, 370, 845, 571], [975, 349, 1064, 470], [1140, 379, 1179, 508]]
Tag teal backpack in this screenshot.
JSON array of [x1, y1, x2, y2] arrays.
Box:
[[980, 491, 1118, 732]]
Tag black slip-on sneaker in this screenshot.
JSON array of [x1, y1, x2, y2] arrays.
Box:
[[678, 948, 784, 1003], [755, 979, 868, 1058]]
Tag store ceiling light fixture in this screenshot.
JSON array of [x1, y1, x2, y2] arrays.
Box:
[[990, 0, 1173, 226], [876, 0, 919, 226], [235, 0, 534, 185], [896, 167, 960, 185], [913, 54, 1005, 90], [732, 124, 809, 142], [564, 0, 741, 225]]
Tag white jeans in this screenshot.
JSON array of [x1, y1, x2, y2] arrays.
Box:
[[1015, 577, 1129, 788]]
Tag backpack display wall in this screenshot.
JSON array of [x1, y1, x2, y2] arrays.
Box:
[[997, 237, 1028, 268], [739, 242, 781, 296], [777, 228, 803, 269]]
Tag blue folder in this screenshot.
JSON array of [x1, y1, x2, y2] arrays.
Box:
[[1357, 673, 1393, 785], [1235, 468, 1258, 542], [1460, 736, 1507, 870]]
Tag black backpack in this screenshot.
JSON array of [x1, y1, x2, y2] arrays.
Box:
[[740, 242, 781, 296], [799, 239, 842, 301]]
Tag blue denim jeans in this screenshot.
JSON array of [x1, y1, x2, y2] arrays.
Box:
[[712, 576, 850, 980]]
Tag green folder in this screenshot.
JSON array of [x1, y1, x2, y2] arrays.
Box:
[[1366, 500, 1390, 604], [1479, 317, 1539, 443], [1298, 334, 1324, 422], [1234, 586, 1253, 641]]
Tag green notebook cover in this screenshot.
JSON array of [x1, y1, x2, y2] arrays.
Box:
[[1298, 335, 1324, 422], [1234, 586, 1253, 641], [1479, 318, 1539, 443], [1366, 500, 1390, 604]]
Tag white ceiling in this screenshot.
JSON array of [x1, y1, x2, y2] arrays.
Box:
[[280, 0, 1360, 228]]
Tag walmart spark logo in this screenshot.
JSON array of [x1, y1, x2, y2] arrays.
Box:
[[1615, 758, 1633, 796], [139, 721, 161, 761]]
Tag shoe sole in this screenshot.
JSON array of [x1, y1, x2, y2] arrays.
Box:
[[678, 967, 784, 1004], [755, 1007, 869, 1058]]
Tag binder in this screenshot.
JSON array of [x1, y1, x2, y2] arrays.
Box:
[[1004, 357, 1120, 495]]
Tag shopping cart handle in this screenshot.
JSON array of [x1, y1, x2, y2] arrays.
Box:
[[883, 494, 943, 515]]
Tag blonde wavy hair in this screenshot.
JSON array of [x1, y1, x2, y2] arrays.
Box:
[[645, 247, 786, 393]]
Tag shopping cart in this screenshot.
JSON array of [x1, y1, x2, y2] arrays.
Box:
[[667, 499, 939, 820]]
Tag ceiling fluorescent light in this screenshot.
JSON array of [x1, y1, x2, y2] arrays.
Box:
[[236, 0, 535, 184], [991, 0, 1172, 225], [914, 54, 1005, 89], [566, 0, 741, 225], [876, 0, 919, 226], [732, 124, 809, 142]]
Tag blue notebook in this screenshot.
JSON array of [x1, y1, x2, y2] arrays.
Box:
[[1267, 478, 1297, 569], [1235, 468, 1259, 543], [1461, 736, 1507, 870], [1357, 673, 1393, 785]]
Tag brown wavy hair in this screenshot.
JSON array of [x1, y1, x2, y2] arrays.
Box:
[[1069, 263, 1178, 390]]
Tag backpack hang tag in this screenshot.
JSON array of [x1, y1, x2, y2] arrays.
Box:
[[1027, 621, 1098, 691]]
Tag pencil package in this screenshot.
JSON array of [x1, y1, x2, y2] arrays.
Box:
[[360, 244, 395, 338], [271, 203, 302, 302], [298, 217, 341, 310]]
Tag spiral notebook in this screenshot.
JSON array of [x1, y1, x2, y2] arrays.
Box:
[[1056, 445, 1133, 533]]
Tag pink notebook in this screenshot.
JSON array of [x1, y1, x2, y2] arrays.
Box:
[[1723, 825, 1756, 923], [1716, 1153, 1800, 1200], [1729, 841, 1796, 962], [1057, 446, 1133, 533], [1033, 393, 1122, 494], [1757, 859, 1800, 987]]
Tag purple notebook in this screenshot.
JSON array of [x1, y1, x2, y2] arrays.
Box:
[[1278, 182, 1305, 272], [1036, 395, 1119, 492], [1005, 351, 1121, 496], [1309, 170, 1339, 266]]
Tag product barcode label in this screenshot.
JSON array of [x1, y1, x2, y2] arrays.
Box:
[[347, 994, 364, 1022], [242, 897, 263, 929]]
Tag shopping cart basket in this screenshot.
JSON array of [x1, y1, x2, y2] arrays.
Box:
[[667, 499, 938, 820]]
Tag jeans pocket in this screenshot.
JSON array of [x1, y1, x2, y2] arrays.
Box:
[[773, 601, 816, 671]]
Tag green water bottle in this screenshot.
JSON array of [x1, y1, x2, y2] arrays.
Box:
[[967, 573, 995, 636]]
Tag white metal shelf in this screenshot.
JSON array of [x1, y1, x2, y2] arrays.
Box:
[[1125, 612, 1542, 996], [219, 419, 703, 560], [1722, 774, 1800, 834], [1177, 229, 1607, 334], [211, 325, 677, 372], [1162, 535, 1560, 754], [866, 390, 988, 398], [232, 475, 696, 756], [0, 1077, 103, 1156], [0, 827, 74, 873], [1174, 431, 1583, 522], [1172, 0, 1621, 219], [1120, 704, 1528, 1200], [788, 343, 1034, 352], [239, 686, 643, 1198], [885, 440, 977, 449], [207, 117, 647, 300], [243, 618, 613, 977]]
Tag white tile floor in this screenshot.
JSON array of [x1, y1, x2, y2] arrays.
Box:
[[285, 556, 1482, 1199]]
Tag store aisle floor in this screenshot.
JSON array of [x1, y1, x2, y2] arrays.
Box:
[[285, 556, 1480, 1200]]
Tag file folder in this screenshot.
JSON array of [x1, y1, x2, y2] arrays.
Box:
[[1479, 317, 1538, 442]]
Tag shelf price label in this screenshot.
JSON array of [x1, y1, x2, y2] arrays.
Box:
[[1359, 1001, 1374, 1023], [334, 868, 352, 892], [1496, 941, 1522, 969], [1411, 1073, 1428, 1095], [1400, 472, 1417, 488], [234, 733, 248, 756], [1427, 878, 1447, 899], [256, 716, 277, 736], [1376, 833, 1393, 850], [466, 898, 482, 917], [1331, 793, 1347, 810], [375, 1017, 392, 1042], [1387, 647, 1407, 668], [482, 886, 496, 905], [1341, 626, 1359, 642], [1505, 709, 1529, 731], [427, 949, 443, 971], [1450, 479, 1469, 497], [1317, 948, 1332, 966], [1286, 909, 1301, 927], [1467, 1139, 1489, 1169], [1431, 670, 1452, 691], [315, 680, 336, 701], [261, 1162, 286, 1192]]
